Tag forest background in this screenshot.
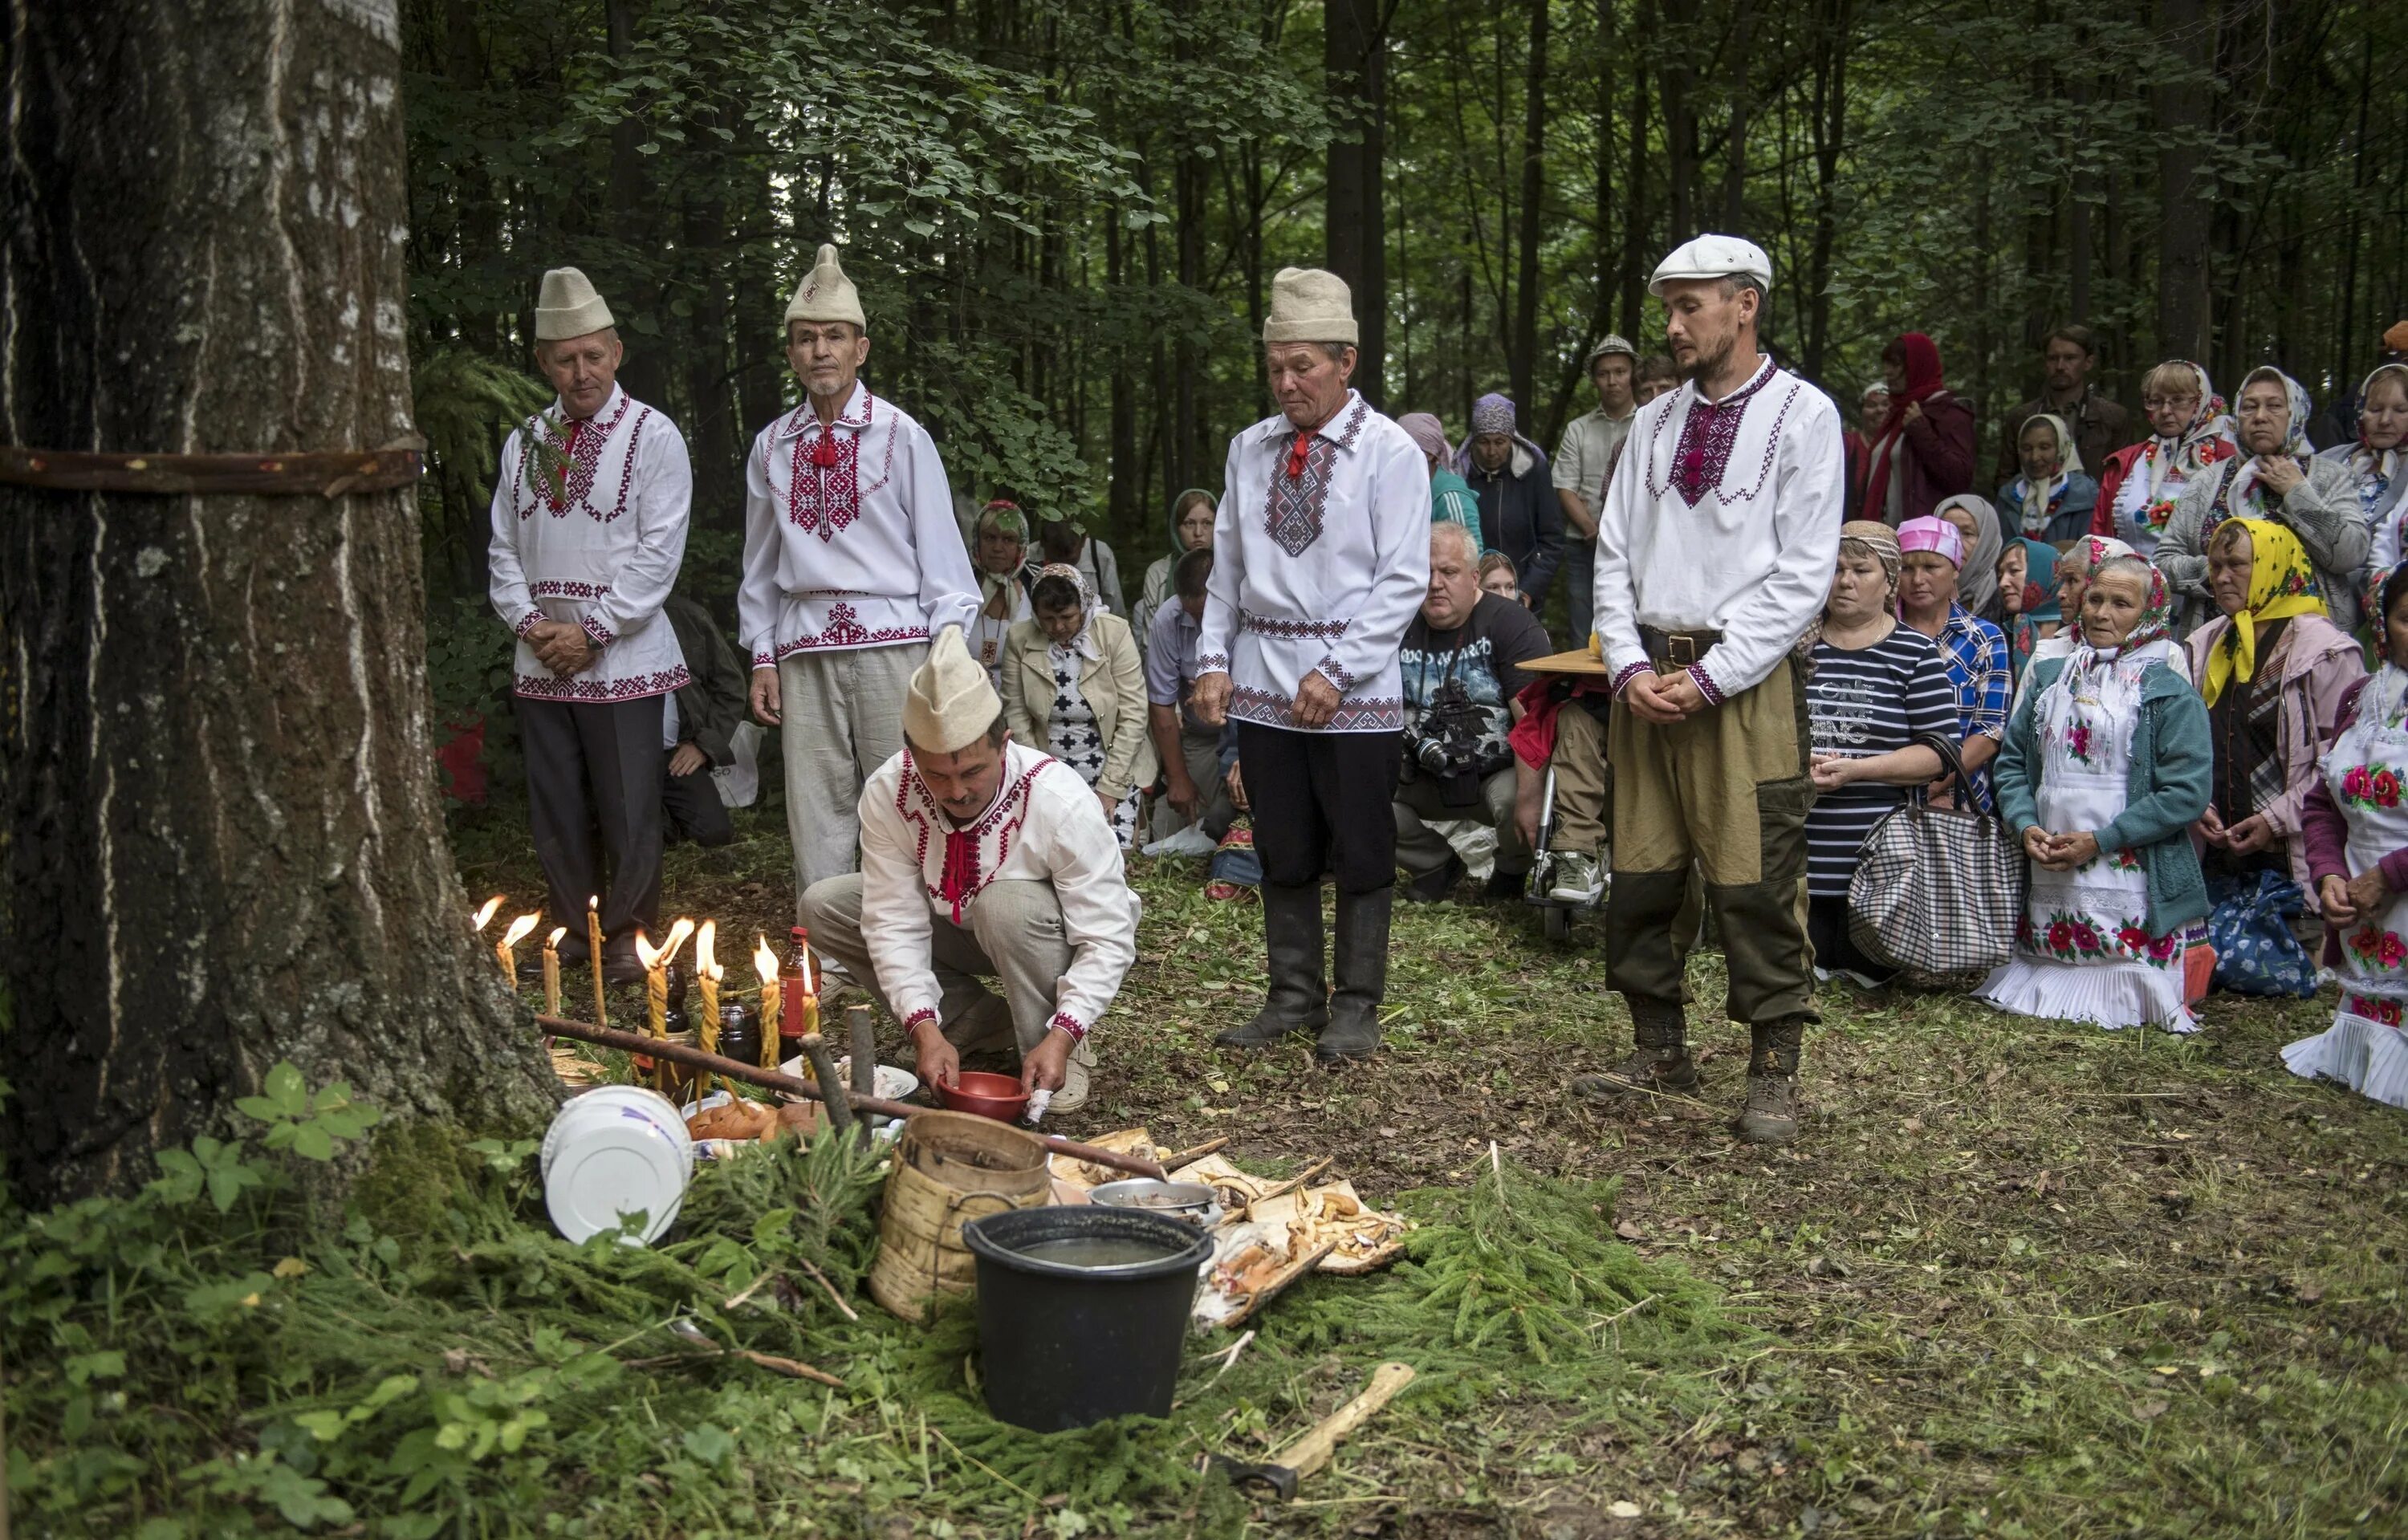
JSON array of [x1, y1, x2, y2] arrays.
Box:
[[405, 0, 2408, 618]]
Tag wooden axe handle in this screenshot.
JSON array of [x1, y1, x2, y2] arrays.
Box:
[[1265, 1361, 1415, 1485]]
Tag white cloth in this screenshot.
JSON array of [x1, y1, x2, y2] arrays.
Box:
[[738, 381, 980, 668], [856, 739, 1138, 1040], [1591, 356, 1845, 700], [1978, 640, 2196, 1033], [712, 720, 763, 808], [1196, 390, 1431, 733], [487, 384, 693, 701], [2015, 631, 2191, 711], [969, 580, 1032, 688], [2284, 668, 2408, 1106]]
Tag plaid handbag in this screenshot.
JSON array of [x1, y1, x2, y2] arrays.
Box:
[[1846, 734, 2027, 988]]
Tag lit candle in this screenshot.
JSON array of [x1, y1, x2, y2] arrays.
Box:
[[472, 896, 504, 934], [754, 935, 781, 1069], [495, 912, 538, 984], [694, 923, 721, 1097], [797, 944, 821, 1049], [542, 927, 566, 1017], [587, 895, 607, 1029]]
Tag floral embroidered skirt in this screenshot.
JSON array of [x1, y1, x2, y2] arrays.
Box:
[[2282, 993, 2408, 1109]]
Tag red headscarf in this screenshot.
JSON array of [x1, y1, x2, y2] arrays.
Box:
[[1861, 332, 1946, 523]]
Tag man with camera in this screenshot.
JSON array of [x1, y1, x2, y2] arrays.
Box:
[[1395, 522, 1552, 902]]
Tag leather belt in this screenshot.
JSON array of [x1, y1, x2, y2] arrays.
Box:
[[1638, 625, 1723, 668]]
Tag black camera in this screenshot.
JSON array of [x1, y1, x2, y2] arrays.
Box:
[[1404, 675, 1504, 808]]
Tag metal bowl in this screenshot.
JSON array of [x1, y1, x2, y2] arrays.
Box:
[[1088, 1178, 1224, 1228]]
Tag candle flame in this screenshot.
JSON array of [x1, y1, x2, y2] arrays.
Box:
[[472, 896, 503, 932], [546, 926, 567, 949], [695, 920, 717, 977], [664, 916, 695, 961], [754, 934, 777, 985], [705, 962, 724, 984], [588, 894, 599, 912], [633, 929, 662, 971], [500, 912, 539, 949]]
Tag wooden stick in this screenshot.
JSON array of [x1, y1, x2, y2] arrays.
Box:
[[795, 1257, 861, 1323], [535, 1014, 1168, 1178], [795, 1034, 852, 1138], [1161, 1136, 1230, 1172], [846, 1003, 876, 1099], [1250, 1156, 1334, 1207]]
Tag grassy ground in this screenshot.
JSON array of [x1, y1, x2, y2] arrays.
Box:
[[440, 793, 2408, 1538]]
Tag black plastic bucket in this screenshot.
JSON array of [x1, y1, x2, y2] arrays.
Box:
[[961, 1205, 1214, 1429]]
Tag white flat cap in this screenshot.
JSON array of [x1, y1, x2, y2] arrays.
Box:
[[902, 627, 1003, 754], [1263, 266, 1358, 346], [535, 267, 615, 341], [1648, 234, 1772, 296], [786, 244, 867, 330]]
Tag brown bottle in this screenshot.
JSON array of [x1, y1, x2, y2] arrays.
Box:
[[779, 926, 813, 1043]]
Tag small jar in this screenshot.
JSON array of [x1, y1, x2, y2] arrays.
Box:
[[718, 999, 762, 1069]]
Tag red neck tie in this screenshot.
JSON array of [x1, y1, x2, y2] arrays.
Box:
[[808, 429, 840, 469], [938, 828, 980, 924], [1285, 429, 1312, 480]]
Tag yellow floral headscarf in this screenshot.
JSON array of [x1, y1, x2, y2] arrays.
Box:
[[2201, 516, 2327, 705]]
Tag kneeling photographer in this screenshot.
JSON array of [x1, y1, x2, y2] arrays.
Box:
[[1395, 522, 1554, 900]]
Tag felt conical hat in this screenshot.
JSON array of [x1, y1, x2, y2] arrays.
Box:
[[535, 267, 614, 341], [1262, 266, 1357, 346], [903, 628, 1002, 754], [785, 244, 867, 330]]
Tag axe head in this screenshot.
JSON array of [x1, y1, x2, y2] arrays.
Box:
[[1204, 1452, 1299, 1502]]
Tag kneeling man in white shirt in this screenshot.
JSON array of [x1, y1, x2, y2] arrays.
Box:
[[801, 628, 1138, 1113]]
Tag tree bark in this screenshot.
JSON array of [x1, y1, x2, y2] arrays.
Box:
[[1620, 0, 1654, 340], [1324, 0, 1388, 406], [603, 0, 669, 408], [1510, 0, 1548, 414], [1, 0, 557, 1206], [1659, 0, 1698, 242], [1802, 0, 1850, 383], [2152, 0, 2212, 360], [1719, 0, 1751, 231]]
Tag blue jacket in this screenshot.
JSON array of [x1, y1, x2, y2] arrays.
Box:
[[1996, 472, 2101, 546], [1996, 654, 2211, 935]]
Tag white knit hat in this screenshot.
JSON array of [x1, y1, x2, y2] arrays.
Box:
[[1648, 234, 1773, 296], [902, 628, 1003, 754], [535, 267, 615, 341], [1262, 266, 1358, 346], [785, 244, 867, 330]]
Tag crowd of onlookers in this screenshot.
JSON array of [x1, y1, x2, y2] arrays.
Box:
[[954, 320, 2408, 1113]]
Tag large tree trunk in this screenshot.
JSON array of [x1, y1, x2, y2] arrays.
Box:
[[2152, 0, 2212, 360], [603, 0, 669, 408], [1324, 0, 1387, 406], [1802, 0, 1850, 383], [1, 0, 557, 1206], [1509, 0, 1548, 414]]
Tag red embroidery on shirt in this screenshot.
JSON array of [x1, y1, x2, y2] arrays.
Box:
[[1642, 362, 1798, 510], [517, 396, 645, 521], [1263, 396, 1369, 557]]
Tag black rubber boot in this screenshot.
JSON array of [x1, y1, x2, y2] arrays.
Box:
[[1570, 1005, 1698, 1101], [1314, 884, 1393, 1061], [1214, 882, 1327, 1047], [1734, 1017, 1806, 1144]]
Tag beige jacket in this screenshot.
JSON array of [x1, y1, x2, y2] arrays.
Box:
[[999, 612, 1155, 803]]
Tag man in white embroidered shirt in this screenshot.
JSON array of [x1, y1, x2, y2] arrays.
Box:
[[1577, 234, 1842, 1146], [800, 628, 1137, 1114], [1192, 267, 1431, 1062], [488, 266, 692, 985], [740, 243, 981, 909]]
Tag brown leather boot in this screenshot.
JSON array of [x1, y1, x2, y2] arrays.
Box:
[[1572, 1008, 1696, 1100], [1734, 1018, 1805, 1144]]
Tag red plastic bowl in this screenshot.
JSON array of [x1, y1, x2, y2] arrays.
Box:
[[934, 1070, 1032, 1122]]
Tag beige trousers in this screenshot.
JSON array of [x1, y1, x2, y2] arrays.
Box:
[[779, 643, 927, 909]]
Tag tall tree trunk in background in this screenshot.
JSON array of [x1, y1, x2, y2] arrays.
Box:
[[1510, 0, 1548, 413], [2152, 0, 2212, 360], [679, 133, 739, 532], [2068, 55, 2094, 326], [1, 0, 556, 1205], [2335, 28, 2373, 387], [736, 169, 787, 439], [1620, 0, 1653, 340], [1175, 134, 1206, 499], [1659, 0, 1697, 241], [604, 0, 668, 408], [1107, 203, 1138, 529], [1719, 0, 1751, 230], [1593, 0, 1617, 346], [1325, 0, 1388, 405], [1802, 0, 1849, 383]]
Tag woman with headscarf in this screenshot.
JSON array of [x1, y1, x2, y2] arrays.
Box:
[[1997, 412, 2100, 544], [2015, 536, 2194, 706], [2182, 517, 2364, 920], [1802, 521, 1962, 986], [999, 563, 1151, 848], [1976, 555, 2211, 1034], [1862, 333, 1977, 527], [1897, 514, 2011, 812], [1997, 535, 2060, 681], [1397, 412, 1485, 543], [967, 499, 1035, 687], [2091, 360, 2237, 559], [1133, 487, 1217, 657], [2287, 563, 2408, 1107], [1934, 494, 2006, 624], [2161, 367, 2368, 636], [1452, 392, 1563, 609], [2333, 364, 2408, 575]]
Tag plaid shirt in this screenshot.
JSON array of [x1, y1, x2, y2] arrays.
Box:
[[1934, 603, 2011, 813]]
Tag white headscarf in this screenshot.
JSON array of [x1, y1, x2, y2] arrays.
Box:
[[2224, 367, 2315, 520], [1033, 562, 1103, 662], [2011, 412, 2083, 537]]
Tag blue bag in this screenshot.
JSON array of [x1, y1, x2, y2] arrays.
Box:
[[2203, 868, 2319, 998]]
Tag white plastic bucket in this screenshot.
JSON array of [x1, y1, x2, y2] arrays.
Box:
[[541, 1085, 693, 1246]]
